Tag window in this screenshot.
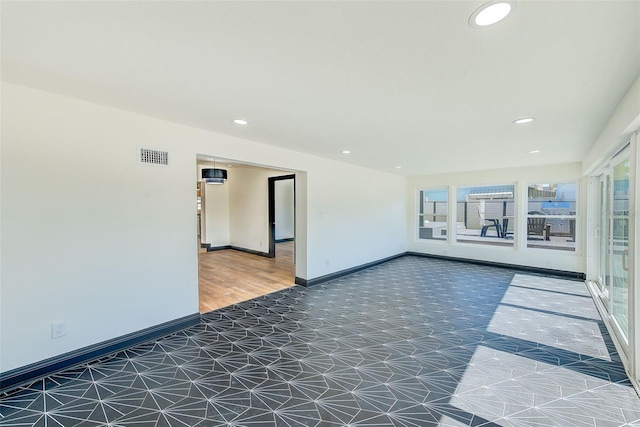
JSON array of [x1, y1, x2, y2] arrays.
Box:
[[526, 182, 577, 251], [456, 185, 515, 247], [418, 189, 448, 240]]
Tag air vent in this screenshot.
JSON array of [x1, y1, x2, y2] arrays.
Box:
[[139, 148, 169, 165]]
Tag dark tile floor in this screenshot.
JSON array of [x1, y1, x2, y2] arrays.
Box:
[[1, 256, 639, 426]]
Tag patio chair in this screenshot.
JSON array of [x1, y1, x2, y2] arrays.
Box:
[[478, 205, 501, 237], [527, 211, 547, 240]]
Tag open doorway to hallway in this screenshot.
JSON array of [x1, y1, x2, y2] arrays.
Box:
[[196, 156, 297, 313]]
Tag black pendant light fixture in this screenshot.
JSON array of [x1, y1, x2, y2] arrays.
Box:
[[202, 158, 227, 184]]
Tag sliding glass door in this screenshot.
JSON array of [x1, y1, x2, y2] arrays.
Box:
[[589, 137, 638, 385], [610, 156, 630, 341], [594, 151, 630, 347], [595, 175, 610, 296]]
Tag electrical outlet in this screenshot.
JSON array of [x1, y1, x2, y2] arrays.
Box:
[[52, 321, 67, 339], [325, 259, 330, 267], [260, 240, 263, 246]]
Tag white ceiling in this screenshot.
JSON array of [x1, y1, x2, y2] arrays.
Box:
[[2, 1, 639, 175]]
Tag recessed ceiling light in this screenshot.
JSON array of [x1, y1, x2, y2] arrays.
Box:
[[395, 166, 402, 169], [233, 119, 248, 125], [226, 164, 233, 167], [513, 117, 535, 124], [469, 1, 514, 28], [528, 150, 541, 154], [341, 150, 351, 154]]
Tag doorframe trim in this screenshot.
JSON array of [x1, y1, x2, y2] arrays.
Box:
[[268, 174, 296, 258]]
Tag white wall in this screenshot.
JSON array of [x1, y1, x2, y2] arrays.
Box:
[[228, 166, 293, 253], [196, 162, 230, 247], [1, 82, 407, 372], [583, 73, 640, 174], [1, 84, 199, 372], [275, 178, 295, 240], [294, 172, 308, 279], [197, 163, 231, 247], [204, 180, 230, 247], [407, 163, 585, 273], [306, 164, 407, 278]]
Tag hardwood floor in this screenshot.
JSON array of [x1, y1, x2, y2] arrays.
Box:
[[198, 241, 296, 313]]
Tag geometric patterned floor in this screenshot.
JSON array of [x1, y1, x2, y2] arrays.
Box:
[[1, 256, 639, 426]]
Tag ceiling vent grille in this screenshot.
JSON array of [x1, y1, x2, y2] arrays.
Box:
[[139, 148, 169, 165]]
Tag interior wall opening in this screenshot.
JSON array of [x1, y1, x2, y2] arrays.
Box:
[[196, 155, 299, 313]]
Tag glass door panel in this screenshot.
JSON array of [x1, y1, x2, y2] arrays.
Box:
[[594, 177, 605, 292], [600, 175, 611, 297], [610, 157, 630, 340]]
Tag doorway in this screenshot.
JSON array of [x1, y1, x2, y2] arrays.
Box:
[[268, 174, 296, 259], [197, 159, 297, 313]]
